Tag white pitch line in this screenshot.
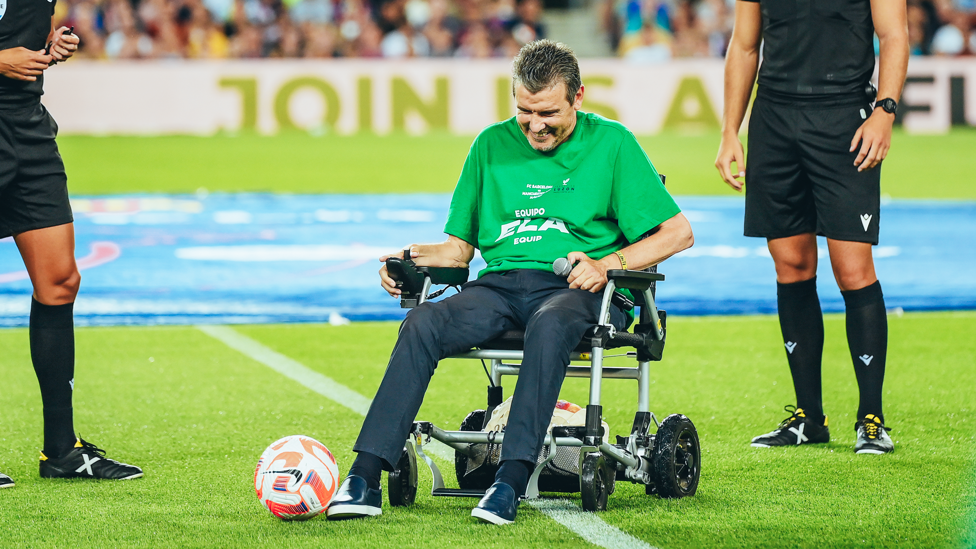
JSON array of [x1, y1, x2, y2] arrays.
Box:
[[199, 324, 655, 549], [528, 499, 658, 549]]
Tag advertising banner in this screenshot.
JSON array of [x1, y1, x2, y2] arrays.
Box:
[[42, 58, 976, 136]]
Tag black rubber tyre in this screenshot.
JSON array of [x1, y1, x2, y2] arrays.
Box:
[[650, 414, 700, 499], [388, 445, 418, 507], [580, 452, 610, 512], [455, 409, 496, 490]]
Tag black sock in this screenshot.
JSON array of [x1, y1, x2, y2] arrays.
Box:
[[495, 459, 533, 497], [777, 277, 825, 421], [348, 451, 383, 490], [842, 281, 887, 422], [29, 298, 77, 459]]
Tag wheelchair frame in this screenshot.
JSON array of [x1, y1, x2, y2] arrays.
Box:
[[384, 254, 701, 512]]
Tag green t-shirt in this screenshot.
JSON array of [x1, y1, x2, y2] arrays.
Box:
[[445, 111, 681, 277]]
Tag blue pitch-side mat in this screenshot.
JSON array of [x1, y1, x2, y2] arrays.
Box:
[[0, 194, 974, 327]]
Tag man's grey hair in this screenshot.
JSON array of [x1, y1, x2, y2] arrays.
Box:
[[512, 39, 582, 105]]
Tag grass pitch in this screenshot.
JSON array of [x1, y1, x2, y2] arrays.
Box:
[[57, 129, 976, 199], [2, 130, 973, 547], [0, 312, 973, 548]]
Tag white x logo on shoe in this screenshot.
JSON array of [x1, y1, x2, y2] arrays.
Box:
[[788, 423, 808, 445], [75, 454, 101, 476]]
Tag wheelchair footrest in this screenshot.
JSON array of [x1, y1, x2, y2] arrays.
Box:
[[432, 488, 487, 498]]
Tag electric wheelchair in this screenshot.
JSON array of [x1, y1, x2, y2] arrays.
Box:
[[382, 230, 700, 513]]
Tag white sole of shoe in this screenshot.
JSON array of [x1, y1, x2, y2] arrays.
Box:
[[855, 448, 890, 454], [120, 472, 144, 480], [0, 483, 14, 488], [471, 507, 514, 525], [750, 443, 772, 448], [327, 504, 382, 519]]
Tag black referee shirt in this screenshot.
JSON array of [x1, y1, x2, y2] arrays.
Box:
[[0, 0, 56, 102], [742, 0, 875, 99]]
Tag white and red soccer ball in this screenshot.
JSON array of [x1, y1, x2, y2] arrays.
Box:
[[254, 435, 340, 520]]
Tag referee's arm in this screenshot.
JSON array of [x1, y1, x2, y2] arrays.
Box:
[[715, 1, 762, 192], [851, 0, 909, 172]]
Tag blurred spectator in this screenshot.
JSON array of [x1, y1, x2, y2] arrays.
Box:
[[48, 0, 976, 59], [624, 22, 670, 63]]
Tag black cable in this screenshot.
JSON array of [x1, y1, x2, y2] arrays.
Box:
[[481, 359, 495, 387]]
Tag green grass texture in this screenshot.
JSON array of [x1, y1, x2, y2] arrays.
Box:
[[57, 129, 976, 198], [1, 312, 974, 548]]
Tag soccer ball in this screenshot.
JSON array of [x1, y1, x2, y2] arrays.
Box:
[[254, 435, 340, 520]]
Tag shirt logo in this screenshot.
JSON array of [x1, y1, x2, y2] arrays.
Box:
[[0, 2, 6, 20], [496, 217, 569, 243], [522, 180, 576, 199]]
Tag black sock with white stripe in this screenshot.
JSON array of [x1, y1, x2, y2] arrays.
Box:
[[842, 281, 887, 423], [29, 298, 77, 459], [777, 277, 825, 422]]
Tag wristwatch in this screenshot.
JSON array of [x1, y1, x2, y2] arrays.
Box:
[[875, 98, 898, 114]]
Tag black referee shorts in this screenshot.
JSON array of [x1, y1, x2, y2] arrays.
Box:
[[0, 100, 73, 240], [744, 95, 881, 244]]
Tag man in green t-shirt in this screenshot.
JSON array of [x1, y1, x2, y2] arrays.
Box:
[[328, 39, 693, 525]]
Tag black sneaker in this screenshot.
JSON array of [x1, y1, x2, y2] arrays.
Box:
[[751, 406, 830, 447], [0, 472, 13, 488], [854, 414, 893, 454], [39, 438, 143, 480]]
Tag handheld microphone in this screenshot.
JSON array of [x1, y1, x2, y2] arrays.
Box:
[[553, 257, 573, 277]]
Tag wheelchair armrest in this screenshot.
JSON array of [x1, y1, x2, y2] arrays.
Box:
[[418, 266, 469, 286], [607, 269, 665, 291], [386, 252, 468, 308]]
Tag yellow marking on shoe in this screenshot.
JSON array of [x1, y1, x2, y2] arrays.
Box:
[[824, 416, 829, 427], [74, 439, 83, 448], [39, 452, 48, 461], [795, 408, 806, 418]]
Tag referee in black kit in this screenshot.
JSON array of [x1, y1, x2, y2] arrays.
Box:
[[0, 4, 142, 487], [716, 0, 908, 453]]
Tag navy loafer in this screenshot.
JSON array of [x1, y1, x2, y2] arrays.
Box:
[[471, 481, 519, 525], [327, 475, 382, 519]]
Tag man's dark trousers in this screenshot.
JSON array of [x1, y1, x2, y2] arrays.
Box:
[[354, 269, 628, 469]]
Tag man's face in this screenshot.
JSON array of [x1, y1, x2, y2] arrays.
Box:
[[515, 82, 584, 152]]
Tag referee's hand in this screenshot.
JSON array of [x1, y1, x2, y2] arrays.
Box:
[[0, 48, 53, 81], [851, 110, 894, 172], [715, 133, 746, 191]]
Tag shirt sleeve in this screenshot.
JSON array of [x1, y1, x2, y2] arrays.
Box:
[[610, 132, 681, 243], [444, 138, 481, 248]]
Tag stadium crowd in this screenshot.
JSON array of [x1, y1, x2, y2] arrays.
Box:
[[51, 0, 976, 60]]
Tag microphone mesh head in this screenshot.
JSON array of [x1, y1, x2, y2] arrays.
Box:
[[553, 257, 572, 277]]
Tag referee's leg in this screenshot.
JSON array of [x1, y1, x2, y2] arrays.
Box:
[[767, 234, 827, 422], [827, 239, 887, 424], [13, 223, 81, 460]]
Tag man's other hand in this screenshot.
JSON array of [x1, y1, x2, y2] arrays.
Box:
[[0, 48, 53, 81], [50, 27, 80, 63], [715, 133, 746, 191], [378, 248, 419, 297], [851, 109, 894, 172], [565, 251, 614, 293]]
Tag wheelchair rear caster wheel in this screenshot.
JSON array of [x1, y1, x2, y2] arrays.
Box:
[[455, 409, 495, 490], [651, 414, 700, 499], [388, 444, 418, 506], [580, 452, 613, 512]]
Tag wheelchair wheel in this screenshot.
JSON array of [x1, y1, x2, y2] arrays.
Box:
[[455, 409, 495, 490], [650, 414, 700, 499], [388, 444, 418, 507], [580, 452, 611, 512]]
